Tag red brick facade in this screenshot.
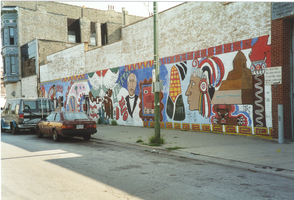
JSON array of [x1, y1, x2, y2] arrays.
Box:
[[271, 18, 293, 139]]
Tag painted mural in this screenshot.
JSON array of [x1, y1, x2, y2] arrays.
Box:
[[40, 35, 272, 135]]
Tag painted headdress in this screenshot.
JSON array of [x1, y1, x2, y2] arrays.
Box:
[[192, 56, 225, 118]]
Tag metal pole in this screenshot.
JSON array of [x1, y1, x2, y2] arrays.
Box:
[[278, 104, 284, 144], [290, 24, 294, 140], [153, 2, 160, 141]]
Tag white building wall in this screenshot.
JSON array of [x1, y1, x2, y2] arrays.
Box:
[[41, 2, 271, 80], [21, 75, 38, 98], [41, 44, 86, 82], [5, 83, 21, 100]]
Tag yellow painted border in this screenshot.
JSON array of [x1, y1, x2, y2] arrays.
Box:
[[150, 121, 155, 128], [174, 123, 181, 130], [142, 123, 273, 140], [201, 124, 211, 132], [225, 125, 237, 133], [143, 121, 149, 127], [212, 124, 223, 133], [166, 122, 173, 129], [182, 123, 190, 131], [239, 126, 252, 134], [191, 124, 201, 131], [254, 127, 268, 135]]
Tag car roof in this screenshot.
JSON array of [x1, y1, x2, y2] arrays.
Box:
[[7, 98, 52, 101], [50, 111, 86, 114]]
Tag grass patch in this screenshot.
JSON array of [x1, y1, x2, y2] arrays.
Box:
[[111, 119, 118, 125], [136, 139, 143, 143], [148, 134, 165, 146], [166, 146, 185, 150]]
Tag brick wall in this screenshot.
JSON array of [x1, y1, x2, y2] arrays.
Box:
[[82, 2, 271, 73], [271, 18, 293, 139]]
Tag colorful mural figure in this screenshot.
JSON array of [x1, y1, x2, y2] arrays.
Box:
[[249, 35, 271, 127], [125, 73, 138, 118], [166, 62, 187, 121], [211, 104, 249, 126], [186, 57, 225, 118]]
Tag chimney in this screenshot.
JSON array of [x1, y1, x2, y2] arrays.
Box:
[[108, 5, 114, 11], [84, 42, 89, 52]]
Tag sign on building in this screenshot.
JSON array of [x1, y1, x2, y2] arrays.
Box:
[[272, 2, 294, 20], [264, 66, 282, 85]]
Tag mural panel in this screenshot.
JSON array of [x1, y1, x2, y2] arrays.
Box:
[[40, 35, 272, 134]]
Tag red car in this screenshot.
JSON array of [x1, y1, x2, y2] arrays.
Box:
[[35, 111, 97, 142]]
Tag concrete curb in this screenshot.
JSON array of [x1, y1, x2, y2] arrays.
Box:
[[91, 137, 294, 180]]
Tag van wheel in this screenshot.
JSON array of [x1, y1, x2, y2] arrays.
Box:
[[36, 127, 43, 138], [12, 125, 18, 135], [83, 134, 91, 141], [52, 130, 60, 142]]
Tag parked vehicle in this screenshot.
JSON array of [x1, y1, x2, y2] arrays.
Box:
[[35, 111, 97, 142], [1, 98, 54, 134]]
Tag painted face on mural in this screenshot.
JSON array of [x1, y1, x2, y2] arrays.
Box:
[[127, 73, 137, 96], [185, 74, 201, 111]]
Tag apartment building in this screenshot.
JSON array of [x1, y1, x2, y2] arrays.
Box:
[[1, 1, 144, 99]]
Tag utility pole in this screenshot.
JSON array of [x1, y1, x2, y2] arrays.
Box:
[[153, 2, 161, 142]]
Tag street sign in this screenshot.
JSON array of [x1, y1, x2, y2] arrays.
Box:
[[264, 66, 282, 85]]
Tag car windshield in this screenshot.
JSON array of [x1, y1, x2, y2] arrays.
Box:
[[63, 112, 89, 120]]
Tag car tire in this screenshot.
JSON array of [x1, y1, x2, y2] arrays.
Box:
[[83, 134, 91, 141], [12, 125, 18, 135], [36, 127, 43, 138], [52, 129, 60, 142]]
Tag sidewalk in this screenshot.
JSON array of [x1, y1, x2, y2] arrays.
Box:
[[92, 125, 294, 178]]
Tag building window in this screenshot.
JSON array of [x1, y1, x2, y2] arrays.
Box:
[[101, 23, 107, 45], [90, 22, 96, 45], [67, 19, 81, 43], [9, 27, 14, 45], [11, 56, 16, 74], [68, 31, 76, 43]]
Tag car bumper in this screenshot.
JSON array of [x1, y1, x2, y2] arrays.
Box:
[[18, 124, 36, 129], [61, 129, 97, 136]]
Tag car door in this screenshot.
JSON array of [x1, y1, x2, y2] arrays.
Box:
[[41, 113, 55, 135], [51, 113, 62, 135]]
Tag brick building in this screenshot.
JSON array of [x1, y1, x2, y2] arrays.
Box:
[[271, 2, 294, 140], [1, 1, 144, 99]]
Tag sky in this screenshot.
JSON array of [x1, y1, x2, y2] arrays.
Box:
[[61, 1, 185, 17]]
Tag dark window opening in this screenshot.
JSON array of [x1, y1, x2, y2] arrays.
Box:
[[67, 18, 81, 43], [9, 27, 14, 45], [90, 22, 96, 45], [101, 23, 108, 46], [21, 43, 36, 77], [3, 57, 6, 75]]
